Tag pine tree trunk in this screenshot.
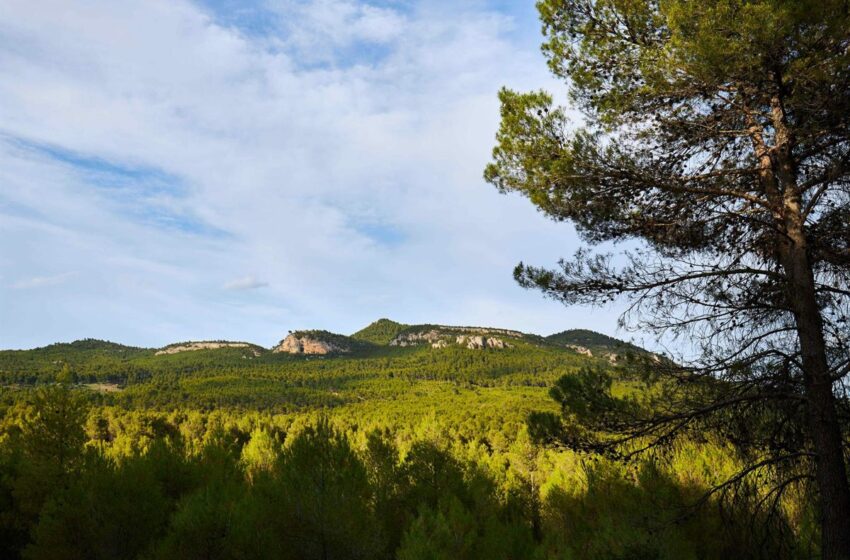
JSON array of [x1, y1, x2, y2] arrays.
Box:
[[763, 92, 850, 557], [784, 241, 850, 560]]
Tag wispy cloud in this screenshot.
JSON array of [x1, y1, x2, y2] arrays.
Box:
[[4, 135, 225, 237], [11, 271, 76, 290], [0, 0, 625, 349], [271, 0, 408, 62], [224, 276, 269, 291]]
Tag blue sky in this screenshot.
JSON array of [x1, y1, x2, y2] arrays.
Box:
[[0, 0, 628, 349]]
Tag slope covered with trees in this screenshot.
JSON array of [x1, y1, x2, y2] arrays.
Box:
[[351, 319, 409, 345], [545, 329, 649, 357], [3, 0, 847, 554], [0, 321, 820, 558]]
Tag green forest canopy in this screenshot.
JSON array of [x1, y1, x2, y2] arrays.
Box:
[[0, 320, 818, 558]]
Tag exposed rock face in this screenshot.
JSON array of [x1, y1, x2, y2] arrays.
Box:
[[545, 329, 658, 363], [156, 342, 259, 356], [273, 334, 349, 355], [456, 335, 511, 349], [390, 330, 443, 347], [388, 327, 513, 350], [566, 344, 593, 357], [451, 326, 524, 338], [390, 326, 524, 348]]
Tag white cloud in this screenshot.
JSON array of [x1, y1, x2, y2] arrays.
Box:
[[224, 276, 269, 290], [269, 0, 408, 53], [11, 271, 76, 289], [0, 0, 626, 348]]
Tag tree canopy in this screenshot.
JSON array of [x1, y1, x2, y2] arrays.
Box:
[[485, 1, 850, 557]]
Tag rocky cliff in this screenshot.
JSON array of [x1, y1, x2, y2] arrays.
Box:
[[456, 335, 511, 349], [272, 330, 356, 355], [389, 325, 521, 350], [155, 341, 263, 356]]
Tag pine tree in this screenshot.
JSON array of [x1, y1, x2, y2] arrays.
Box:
[[485, 1, 850, 556]]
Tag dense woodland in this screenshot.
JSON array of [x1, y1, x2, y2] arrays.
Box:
[[0, 326, 820, 558], [3, 0, 848, 556]]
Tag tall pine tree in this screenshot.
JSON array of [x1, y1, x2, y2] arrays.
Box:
[[485, 1, 850, 556]]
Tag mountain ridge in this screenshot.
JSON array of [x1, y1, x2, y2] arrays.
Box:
[[1, 320, 649, 357]]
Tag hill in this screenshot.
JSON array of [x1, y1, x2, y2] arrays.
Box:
[[0, 338, 155, 384], [156, 340, 267, 356], [546, 329, 650, 359], [351, 318, 408, 345], [274, 330, 375, 355], [50, 338, 147, 351], [0, 321, 624, 404], [0, 324, 806, 558], [0, 323, 654, 386]]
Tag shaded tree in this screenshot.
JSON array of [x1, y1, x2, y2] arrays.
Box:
[[363, 429, 408, 556], [484, 0, 850, 556], [15, 385, 88, 520], [26, 452, 171, 560], [396, 496, 480, 560], [266, 419, 384, 560], [154, 468, 269, 560], [402, 441, 468, 511]]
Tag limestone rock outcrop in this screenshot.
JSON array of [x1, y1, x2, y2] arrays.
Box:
[[156, 342, 260, 356], [388, 326, 515, 350], [390, 330, 443, 347], [273, 333, 350, 355], [456, 335, 511, 349], [566, 344, 593, 357]]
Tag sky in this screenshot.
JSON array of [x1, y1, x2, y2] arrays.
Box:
[[0, 0, 627, 349]]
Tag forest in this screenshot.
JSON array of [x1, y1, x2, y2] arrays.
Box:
[[4, 0, 850, 557], [0, 325, 818, 559]]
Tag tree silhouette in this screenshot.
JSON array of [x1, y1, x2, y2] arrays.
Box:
[[485, 1, 850, 556]]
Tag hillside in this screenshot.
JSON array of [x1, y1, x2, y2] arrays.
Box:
[[0, 322, 651, 387], [546, 329, 650, 359], [45, 338, 148, 352], [156, 340, 267, 356], [0, 323, 806, 558], [19, 338, 151, 355], [273, 330, 374, 355], [0, 320, 647, 409], [351, 318, 409, 345]]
